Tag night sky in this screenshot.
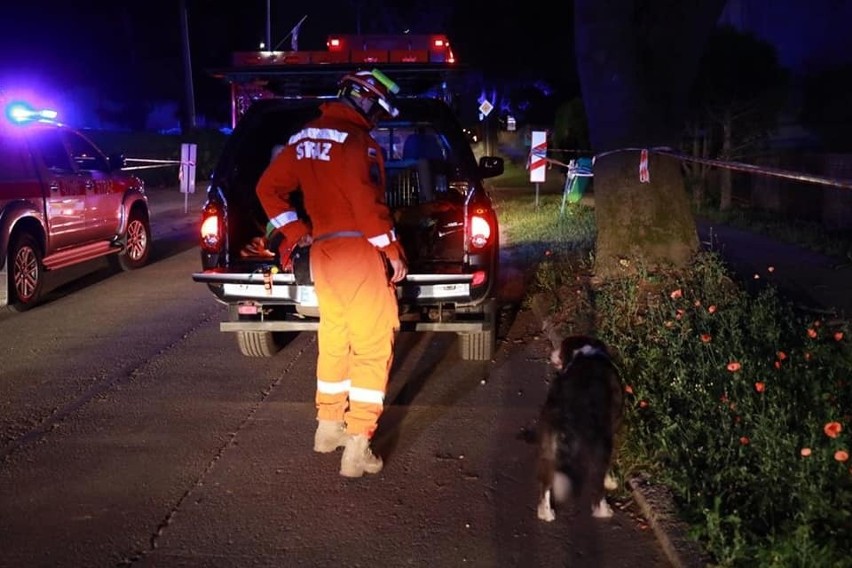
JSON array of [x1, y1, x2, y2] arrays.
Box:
[[2, 1, 849, 131], [0, 0, 575, 126]]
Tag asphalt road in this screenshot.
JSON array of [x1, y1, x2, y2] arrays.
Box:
[[0, 187, 670, 568]]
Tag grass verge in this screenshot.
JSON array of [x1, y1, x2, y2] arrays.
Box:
[[494, 192, 852, 567]]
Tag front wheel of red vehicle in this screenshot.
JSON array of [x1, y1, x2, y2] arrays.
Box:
[[7, 233, 45, 312], [112, 209, 151, 271]]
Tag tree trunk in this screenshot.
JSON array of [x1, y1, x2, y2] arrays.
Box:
[[574, 0, 726, 279], [595, 151, 699, 278]]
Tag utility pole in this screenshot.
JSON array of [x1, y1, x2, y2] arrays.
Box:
[[179, 0, 196, 131], [266, 0, 272, 50]]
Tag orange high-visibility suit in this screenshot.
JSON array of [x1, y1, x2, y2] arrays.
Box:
[[256, 101, 403, 439]]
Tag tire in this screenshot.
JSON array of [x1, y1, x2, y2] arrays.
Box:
[[113, 209, 151, 271], [7, 233, 45, 312], [236, 331, 286, 357], [458, 327, 496, 361]]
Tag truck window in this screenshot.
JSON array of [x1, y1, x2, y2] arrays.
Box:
[[31, 130, 75, 173], [63, 131, 110, 172], [0, 134, 36, 182]]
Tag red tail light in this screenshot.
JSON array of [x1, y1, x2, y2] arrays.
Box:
[[468, 206, 494, 249], [200, 202, 224, 253]]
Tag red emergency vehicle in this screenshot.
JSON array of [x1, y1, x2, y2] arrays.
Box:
[[211, 34, 458, 128]]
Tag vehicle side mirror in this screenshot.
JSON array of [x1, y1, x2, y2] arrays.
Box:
[[108, 153, 126, 171], [478, 156, 504, 179]]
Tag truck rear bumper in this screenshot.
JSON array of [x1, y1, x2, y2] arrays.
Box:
[[192, 269, 497, 335], [192, 270, 481, 306]]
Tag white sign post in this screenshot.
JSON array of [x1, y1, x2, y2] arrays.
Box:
[[180, 143, 197, 213], [479, 100, 494, 155], [529, 130, 547, 206]]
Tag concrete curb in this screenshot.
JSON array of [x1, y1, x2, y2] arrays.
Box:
[[628, 475, 712, 568]]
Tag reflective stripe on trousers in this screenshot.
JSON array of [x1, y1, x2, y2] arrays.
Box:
[[312, 237, 399, 438]]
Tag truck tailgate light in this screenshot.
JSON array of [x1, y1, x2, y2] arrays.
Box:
[[469, 212, 492, 249], [200, 202, 223, 252]]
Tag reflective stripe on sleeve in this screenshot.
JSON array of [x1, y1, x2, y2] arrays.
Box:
[[367, 230, 397, 248], [317, 378, 351, 395], [349, 386, 385, 405], [269, 210, 300, 229]]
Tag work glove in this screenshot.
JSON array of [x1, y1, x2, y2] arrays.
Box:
[[266, 221, 311, 271], [380, 241, 408, 284]]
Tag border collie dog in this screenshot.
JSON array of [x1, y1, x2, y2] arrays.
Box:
[[536, 335, 624, 522]]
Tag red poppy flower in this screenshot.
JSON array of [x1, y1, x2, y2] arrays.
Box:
[[807, 328, 818, 339], [774, 360, 782, 369], [708, 305, 717, 314], [739, 436, 750, 445], [624, 385, 634, 395], [670, 289, 683, 300], [727, 362, 742, 372], [835, 450, 849, 463], [754, 382, 765, 393], [777, 351, 787, 360], [835, 332, 845, 341], [639, 400, 649, 408], [824, 422, 843, 438], [700, 334, 712, 343], [800, 447, 812, 457]]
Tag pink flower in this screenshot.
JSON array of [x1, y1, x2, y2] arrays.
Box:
[[835, 450, 849, 463], [754, 382, 766, 393], [740, 436, 750, 445], [800, 447, 812, 457], [670, 289, 683, 300], [727, 362, 742, 372]]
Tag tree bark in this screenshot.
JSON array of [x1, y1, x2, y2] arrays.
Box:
[[574, 0, 726, 278]]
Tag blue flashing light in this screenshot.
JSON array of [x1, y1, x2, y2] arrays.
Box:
[[4, 101, 58, 124]]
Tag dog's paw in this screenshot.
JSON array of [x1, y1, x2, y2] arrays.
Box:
[[604, 471, 618, 491], [537, 501, 556, 522], [592, 498, 614, 519]]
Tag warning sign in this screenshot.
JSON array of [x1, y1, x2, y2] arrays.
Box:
[[529, 131, 547, 183]]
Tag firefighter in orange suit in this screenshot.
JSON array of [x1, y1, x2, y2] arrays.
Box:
[[256, 69, 407, 478]]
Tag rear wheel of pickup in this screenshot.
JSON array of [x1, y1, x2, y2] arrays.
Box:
[[237, 331, 287, 357], [112, 208, 151, 271], [7, 233, 44, 312], [458, 328, 497, 361], [458, 300, 498, 361]]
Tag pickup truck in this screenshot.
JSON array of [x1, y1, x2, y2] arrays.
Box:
[[191, 35, 504, 360], [192, 96, 504, 360], [0, 103, 152, 311]]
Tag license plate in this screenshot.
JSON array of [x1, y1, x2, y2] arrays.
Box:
[[297, 286, 318, 307]]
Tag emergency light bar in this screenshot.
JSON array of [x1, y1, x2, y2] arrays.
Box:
[[232, 34, 456, 67], [4, 101, 58, 124]]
